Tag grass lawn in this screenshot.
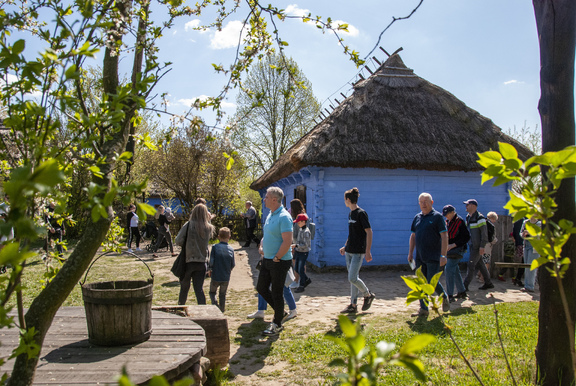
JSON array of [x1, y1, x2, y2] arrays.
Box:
[[9, 247, 539, 385]]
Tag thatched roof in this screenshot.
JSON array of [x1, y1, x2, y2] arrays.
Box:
[[250, 54, 533, 191]]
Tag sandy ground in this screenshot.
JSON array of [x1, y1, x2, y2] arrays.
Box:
[[218, 241, 539, 385]]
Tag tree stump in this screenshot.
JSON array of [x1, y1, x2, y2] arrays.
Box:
[[186, 305, 230, 369]]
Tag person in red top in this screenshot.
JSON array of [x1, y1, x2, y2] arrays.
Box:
[[443, 205, 470, 302]]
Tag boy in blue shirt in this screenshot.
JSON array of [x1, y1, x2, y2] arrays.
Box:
[[209, 227, 235, 312]]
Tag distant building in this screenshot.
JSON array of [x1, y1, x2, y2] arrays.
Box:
[[250, 54, 532, 267]]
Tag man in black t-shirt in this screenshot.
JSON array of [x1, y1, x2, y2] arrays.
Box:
[[338, 187, 375, 314]]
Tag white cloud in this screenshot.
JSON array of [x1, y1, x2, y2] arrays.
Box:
[[210, 20, 247, 50], [285, 4, 310, 18], [284, 5, 359, 37], [185, 19, 201, 31], [333, 20, 359, 37], [504, 80, 525, 85], [176, 96, 236, 110]]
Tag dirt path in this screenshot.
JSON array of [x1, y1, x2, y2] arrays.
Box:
[[223, 241, 539, 384]]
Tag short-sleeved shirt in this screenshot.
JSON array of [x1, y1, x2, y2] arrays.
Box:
[[411, 208, 447, 262], [262, 205, 293, 260], [345, 208, 371, 254]]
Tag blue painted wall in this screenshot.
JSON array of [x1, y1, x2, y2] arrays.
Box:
[[258, 166, 510, 267]]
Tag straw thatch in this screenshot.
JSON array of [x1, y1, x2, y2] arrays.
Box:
[[250, 54, 533, 191]]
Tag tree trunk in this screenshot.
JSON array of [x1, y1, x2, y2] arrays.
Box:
[[8, 1, 133, 380], [533, 1, 576, 384]]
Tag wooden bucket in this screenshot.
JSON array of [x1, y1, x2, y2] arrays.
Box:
[[81, 252, 154, 346]]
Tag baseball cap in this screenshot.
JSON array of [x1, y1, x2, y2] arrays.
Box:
[[293, 213, 308, 223], [463, 199, 478, 206], [442, 205, 455, 216]]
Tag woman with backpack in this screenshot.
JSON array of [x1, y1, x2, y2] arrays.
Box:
[[152, 205, 176, 257]]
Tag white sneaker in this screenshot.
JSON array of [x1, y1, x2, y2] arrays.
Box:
[[289, 281, 299, 289], [262, 322, 283, 336], [127, 248, 134, 253], [282, 309, 297, 323], [247, 310, 265, 319], [135, 248, 142, 252]]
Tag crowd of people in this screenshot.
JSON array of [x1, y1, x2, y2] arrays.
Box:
[[115, 187, 539, 335]]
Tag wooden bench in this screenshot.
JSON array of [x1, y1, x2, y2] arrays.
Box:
[[494, 262, 531, 268], [153, 305, 230, 369]]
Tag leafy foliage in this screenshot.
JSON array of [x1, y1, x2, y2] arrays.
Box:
[[327, 314, 434, 384], [231, 54, 321, 175]]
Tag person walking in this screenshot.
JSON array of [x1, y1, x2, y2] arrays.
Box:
[[208, 227, 235, 312], [241, 201, 260, 247], [442, 205, 470, 302], [126, 204, 141, 253], [152, 205, 176, 257], [256, 187, 293, 336], [462, 199, 494, 291], [339, 187, 375, 314], [44, 202, 65, 258], [521, 217, 541, 292], [175, 203, 215, 305], [408, 193, 449, 317], [292, 213, 312, 293], [479, 211, 498, 282]]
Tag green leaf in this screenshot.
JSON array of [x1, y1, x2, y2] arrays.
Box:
[[338, 314, 356, 338], [532, 257, 548, 270], [477, 151, 502, 168], [346, 334, 366, 356], [12, 39, 25, 55], [399, 334, 435, 355], [401, 275, 420, 291], [499, 142, 518, 160], [421, 284, 435, 295], [118, 151, 133, 161], [64, 64, 77, 79], [429, 271, 443, 290]]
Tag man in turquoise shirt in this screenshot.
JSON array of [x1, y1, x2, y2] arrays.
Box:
[[257, 186, 293, 336]]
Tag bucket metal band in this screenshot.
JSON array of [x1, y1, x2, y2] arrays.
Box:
[[82, 292, 153, 305]]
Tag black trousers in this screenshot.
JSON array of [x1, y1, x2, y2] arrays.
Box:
[[256, 258, 291, 326], [179, 262, 207, 305], [245, 226, 260, 246], [44, 229, 63, 255]]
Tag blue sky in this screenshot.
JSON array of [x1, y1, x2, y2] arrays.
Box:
[[152, 0, 542, 134]]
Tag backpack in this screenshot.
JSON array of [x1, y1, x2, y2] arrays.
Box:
[[486, 220, 495, 243], [308, 220, 316, 240]]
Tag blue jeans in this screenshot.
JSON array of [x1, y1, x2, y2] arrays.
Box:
[[345, 252, 370, 305], [416, 259, 448, 311], [445, 256, 466, 297], [258, 286, 296, 311], [524, 243, 539, 290], [293, 251, 309, 287]]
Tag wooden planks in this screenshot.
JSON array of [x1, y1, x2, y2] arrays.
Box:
[[0, 307, 206, 385]]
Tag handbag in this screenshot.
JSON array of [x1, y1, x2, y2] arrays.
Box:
[[255, 258, 263, 271], [171, 223, 189, 280]]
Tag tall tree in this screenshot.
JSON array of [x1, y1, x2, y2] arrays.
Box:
[[141, 125, 243, 217], [533, 1, 576, 384], [231, 54, 321, 175]]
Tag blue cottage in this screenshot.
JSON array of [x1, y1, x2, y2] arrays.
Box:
[[250, 54, 532, 268]]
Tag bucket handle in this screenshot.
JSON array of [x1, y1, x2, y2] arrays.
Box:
[[80, 251, 154, 286]]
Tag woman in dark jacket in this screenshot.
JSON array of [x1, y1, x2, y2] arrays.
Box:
[[443, 205, 470, 301], [152, 205, 176, 257]]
